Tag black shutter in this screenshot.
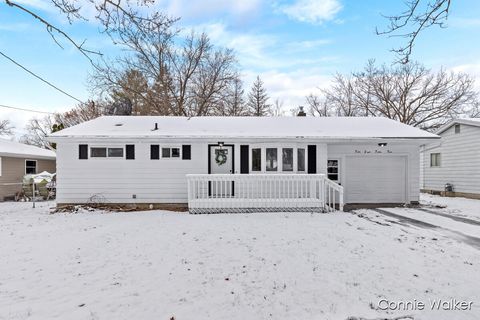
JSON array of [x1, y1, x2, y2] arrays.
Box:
[[126, 145, 135, 160], [307, 145, 316, 174], [182, 145, 191, 160], [151, 145, 159, 160], [240, 145, 249, 174], [79, 144, 88, 159]]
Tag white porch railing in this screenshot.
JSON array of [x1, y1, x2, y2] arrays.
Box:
[[186, 174, 344, 214]]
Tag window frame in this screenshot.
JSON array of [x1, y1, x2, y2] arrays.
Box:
[[25, 159, 37, 175], [107, 147, 124, 158], [327, 159, 340, 182], [454, 124, 461, 134], [430, 153, 441, 167], [249, 144, 308, 174], [282, 148, 294, 172], [90, 146, 125, 159], [297, 148, 306, 172], [266, 147, 278, 172], [251, 148, 262, 172], [161, 146, 182, 159]]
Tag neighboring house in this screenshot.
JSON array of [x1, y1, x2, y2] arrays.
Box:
[[421, 118, 480, 198], [0, 139, 56, 201], [48, 116, 437, 212]]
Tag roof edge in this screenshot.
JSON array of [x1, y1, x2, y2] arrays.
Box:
[[436, 118, 480, 135]]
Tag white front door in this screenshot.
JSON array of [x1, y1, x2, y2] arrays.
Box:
[[210, 145, 233, 174], [209, 145, 234, 197]]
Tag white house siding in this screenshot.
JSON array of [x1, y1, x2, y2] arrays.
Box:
[[56, 140, 328, 204], [56, 141, 208, 204], [423, 124, 480, 194], [327, 143, 420, 203], [56, 139, 421, 205]]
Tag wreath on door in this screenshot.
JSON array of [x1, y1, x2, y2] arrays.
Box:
[[215, 149, 228, 166]]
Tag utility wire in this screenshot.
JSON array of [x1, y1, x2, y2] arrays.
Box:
[[0, 104, 54, 114], [0, 49, 84, 104]]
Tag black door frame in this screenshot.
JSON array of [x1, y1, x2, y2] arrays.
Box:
[[208, 144, 235, 196]]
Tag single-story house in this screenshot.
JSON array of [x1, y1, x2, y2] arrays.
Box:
[[0, 139, 56, 201], [48, 116, 438, 212], [421, 118, 480, 199]]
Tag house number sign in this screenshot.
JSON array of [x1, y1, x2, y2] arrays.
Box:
[[354, 149, 393, 154]]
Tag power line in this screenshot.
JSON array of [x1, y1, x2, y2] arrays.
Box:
[[0, 50, 84, 104], [0, 104, 54, 114]]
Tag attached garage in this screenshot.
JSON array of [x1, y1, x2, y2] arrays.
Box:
[[345, 156, 407, 204]]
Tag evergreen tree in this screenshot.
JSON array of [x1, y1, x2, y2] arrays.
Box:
[[247, 76, 271, 116]]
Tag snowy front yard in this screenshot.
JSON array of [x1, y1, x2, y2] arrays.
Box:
[[1, 198, 479, 320]]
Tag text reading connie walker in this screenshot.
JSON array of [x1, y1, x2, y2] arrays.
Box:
[[377, 299, 474, 311]]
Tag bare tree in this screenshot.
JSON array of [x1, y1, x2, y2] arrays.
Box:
[[247, 76, 271, 116], [91, 16, 239, 116], [109, 69, 149, 115], [4, 0, 175, 64], [55, 100, 109, 128], [377, 0, 451, 64], [222, 76, 248, 116], [0, 120, 14, 136], [308, 60, 479, 130], [21, 100, 110, 148], [20, 116, 55, 149], [322, 73, 366, 117], [272, 99, 285, 116], [305, 94, 330, 117]]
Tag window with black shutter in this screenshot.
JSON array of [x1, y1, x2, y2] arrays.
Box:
[[79, 144, 88, 159], [126, 145, 135, 160], [182, 145, 191, 160], [151, 145, 159, 160]]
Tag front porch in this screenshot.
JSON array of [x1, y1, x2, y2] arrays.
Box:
[[186, 174, 344, 214]]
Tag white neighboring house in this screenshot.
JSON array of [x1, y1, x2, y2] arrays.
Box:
[[48, 116, 438, 212], [421, 118, 480, 198]]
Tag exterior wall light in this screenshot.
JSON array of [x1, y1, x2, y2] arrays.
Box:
[[378, 143, 387, 147]]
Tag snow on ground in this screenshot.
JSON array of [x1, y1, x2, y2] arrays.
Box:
[[1, 201, 480, 320], [382, 206, 480, 239], [421, 193, 480, 222]]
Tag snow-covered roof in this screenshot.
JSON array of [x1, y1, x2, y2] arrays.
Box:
[[0, 139, 56, 160], [49, 116, 439, 141], [436, 118, 480, 135]]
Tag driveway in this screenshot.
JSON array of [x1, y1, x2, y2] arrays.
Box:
[[365, 207, 480, 250]]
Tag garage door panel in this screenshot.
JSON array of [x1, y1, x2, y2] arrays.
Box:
[[346, 156, 406, 203]]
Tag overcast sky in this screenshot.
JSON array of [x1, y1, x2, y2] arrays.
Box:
[[1, 0, 480, 137]]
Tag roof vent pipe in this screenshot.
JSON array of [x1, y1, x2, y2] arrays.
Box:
[[297, 106, 306, 117], [153, 123, 158, 131]]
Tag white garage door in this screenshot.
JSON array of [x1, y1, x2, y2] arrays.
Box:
[[345, 156, 406, 203]]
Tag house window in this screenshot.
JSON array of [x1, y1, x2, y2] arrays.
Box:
[[172, 148, 180, 158], [25, 160, 37, 174], [252, 148, 261, 171], [162, 147, 181, 158], [91, 147, 124, 158], [455, 124, 461, 134], [297, 148, 305, 172], [327, 159, 339, 181], [108, 148, 124, 157], [282, 148, 293, 171], [266, 148, 278, 171], [430, 153, 441, 167]]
